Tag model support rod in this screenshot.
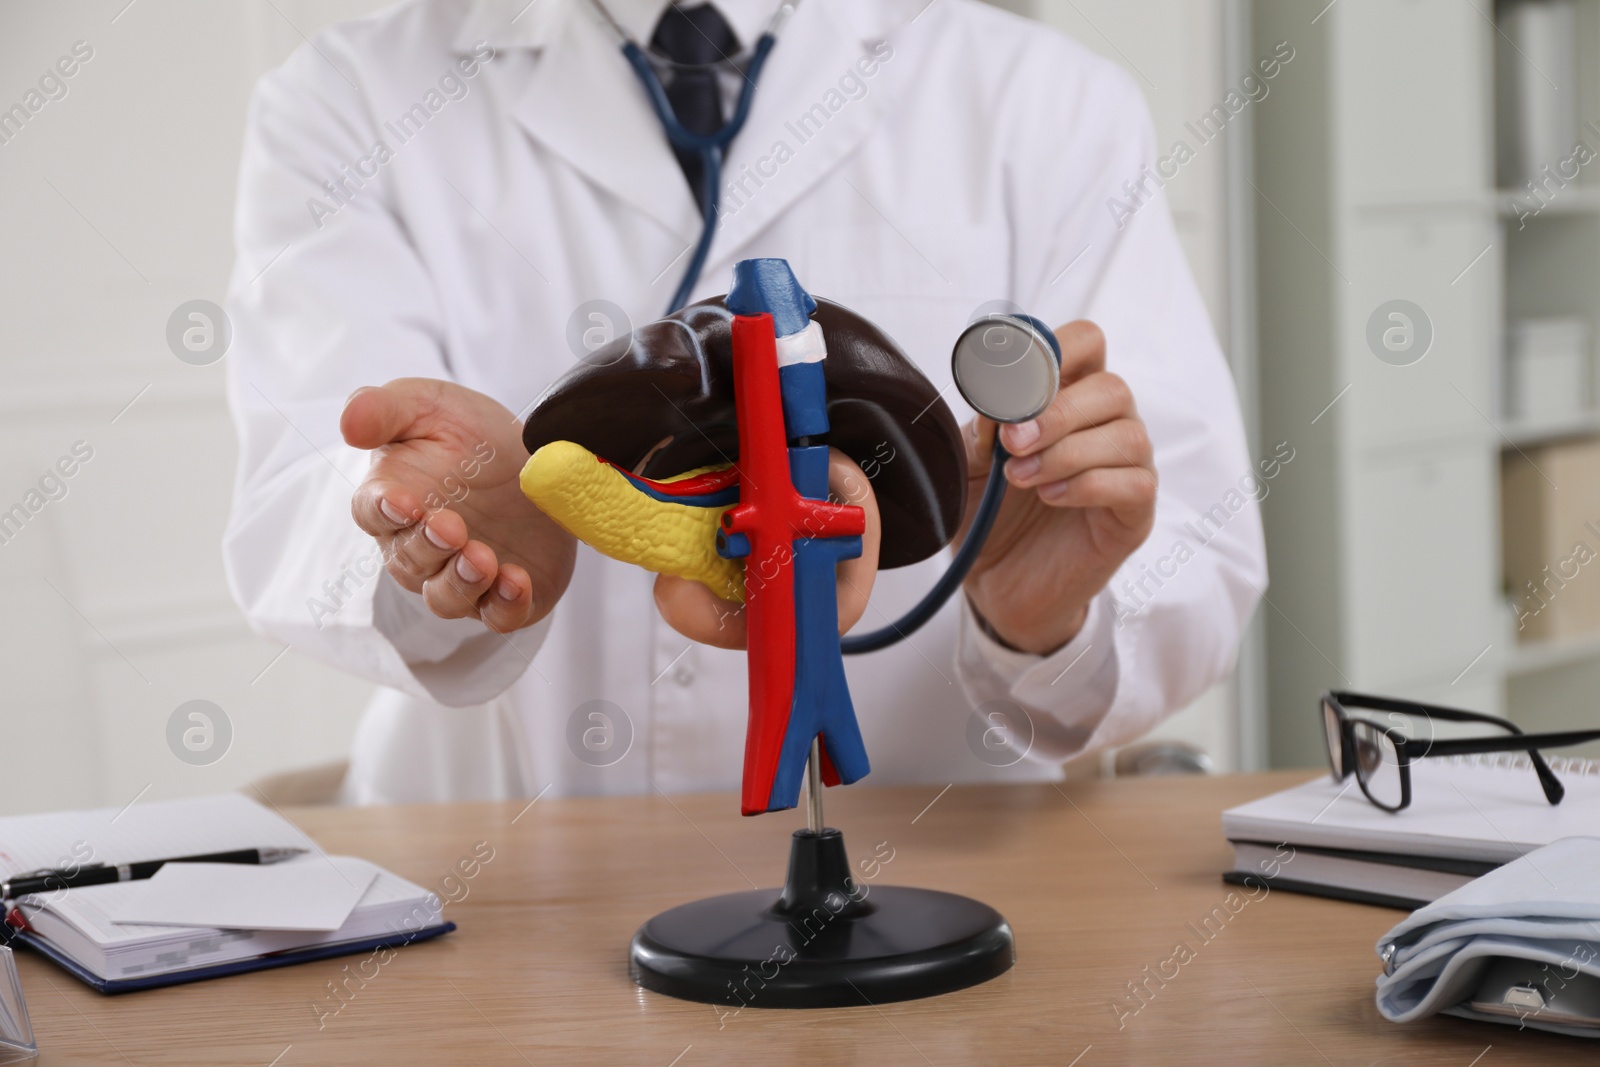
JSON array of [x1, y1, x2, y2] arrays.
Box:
[[806, 738, 824, 833]]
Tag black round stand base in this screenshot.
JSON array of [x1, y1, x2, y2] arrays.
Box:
[[629, 828, 1015, 1008]]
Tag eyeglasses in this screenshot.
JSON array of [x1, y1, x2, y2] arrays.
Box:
[[1320, 690, 1600, 813]]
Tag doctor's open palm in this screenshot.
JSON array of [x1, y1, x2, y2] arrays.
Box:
[[342, 378, 577, 633]]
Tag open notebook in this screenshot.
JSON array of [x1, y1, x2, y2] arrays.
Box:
[[0, 795, 453, 993], [1222, 755, 1600, 908]]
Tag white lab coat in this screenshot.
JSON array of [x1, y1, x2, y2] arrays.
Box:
[[222, 0, 1266, 804]]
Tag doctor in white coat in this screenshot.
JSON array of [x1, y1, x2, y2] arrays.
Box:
[[222, 0, 1267, 805]]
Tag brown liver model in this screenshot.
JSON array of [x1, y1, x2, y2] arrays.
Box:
[[523, 297, 967, 568]]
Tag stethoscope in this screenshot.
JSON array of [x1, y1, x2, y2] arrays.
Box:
[[591, 0, 1064, 652], [842, 316, 1060, 654]]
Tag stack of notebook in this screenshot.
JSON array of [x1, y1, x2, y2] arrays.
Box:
[[0, 794, 453, 993], [1222, 755, 1600, 910]]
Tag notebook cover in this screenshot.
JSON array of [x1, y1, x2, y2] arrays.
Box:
[[1230, 839, 1501, 878], [10, 922, 455, 994], [1221, 870, 1423, 911]]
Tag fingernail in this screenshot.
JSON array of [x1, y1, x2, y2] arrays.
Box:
[[456, 555, 485, 584], [346, 385, 375, 404], [379, 499, 413, 527], [1006, 421, 1040, 449], [1039, 480, 1069, 502], [1007, 455, 1041, 482], [496, 578, 518, 601]]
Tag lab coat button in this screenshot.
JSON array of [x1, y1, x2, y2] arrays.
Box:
[[674, 664, 694, 687]]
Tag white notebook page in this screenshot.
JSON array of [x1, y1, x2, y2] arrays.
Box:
[[1224, 755, 1600, 863]]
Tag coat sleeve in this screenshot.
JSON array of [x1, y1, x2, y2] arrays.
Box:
[[221, 42, 548, 708], [953, 51, 1267, 762]]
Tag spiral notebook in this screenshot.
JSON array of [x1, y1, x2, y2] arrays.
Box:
[[1222, 755, 1600, 909], [0, 794, 455, 993]]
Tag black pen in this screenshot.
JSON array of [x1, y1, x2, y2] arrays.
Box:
[[1, 847, 307, 900]]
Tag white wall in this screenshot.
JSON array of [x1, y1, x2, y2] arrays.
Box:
[[0, 0, 390, 816], [0, 0, 1250, 818]]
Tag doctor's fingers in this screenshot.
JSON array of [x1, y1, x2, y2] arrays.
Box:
[[964, 415, 1001, 474], [379, 508, 469, 590], [1003, 417, 1153, 491], [352, 477, 425, 539], [340, 379, 441, 449], [999, 370, 1135, 457], [1033, 465, 1159, 526], [477, 563, 538, 632], [351, 477, 474, 551], [419, 540, 500, 620], [1054, 320, 1108, 382]]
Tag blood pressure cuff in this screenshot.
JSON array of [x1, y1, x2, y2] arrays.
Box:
[[1375, 837, 1600, 1038], [521, 297, 966, 569]]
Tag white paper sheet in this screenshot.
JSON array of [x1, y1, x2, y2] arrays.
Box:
[[105, 856, 378, 932], [0, 794, 315, 880]]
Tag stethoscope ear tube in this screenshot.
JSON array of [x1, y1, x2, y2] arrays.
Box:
[[618, 35, 776, 157]]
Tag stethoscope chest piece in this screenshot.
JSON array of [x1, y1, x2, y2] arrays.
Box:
[[951, 314, 1062, 424]]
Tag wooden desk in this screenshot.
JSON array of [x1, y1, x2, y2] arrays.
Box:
[[16, 772, 1588, 1064]]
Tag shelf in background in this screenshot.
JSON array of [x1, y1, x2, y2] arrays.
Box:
[[1498, 409, 1600, 449], [1352, 191, 1494, 215], [1498, 186, 1600, 220], [1506, 630, 1600, 678]]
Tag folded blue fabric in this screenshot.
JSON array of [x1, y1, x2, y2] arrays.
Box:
[[1376, 836, 1600, 1038]]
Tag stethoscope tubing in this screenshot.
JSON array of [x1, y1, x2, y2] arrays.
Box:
[[840, 440, 1010, 655]]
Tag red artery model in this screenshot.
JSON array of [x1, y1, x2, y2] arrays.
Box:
[[719, 311, 871, 815]]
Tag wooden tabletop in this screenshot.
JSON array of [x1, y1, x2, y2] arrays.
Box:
[[15, 771, 1589, 1065]]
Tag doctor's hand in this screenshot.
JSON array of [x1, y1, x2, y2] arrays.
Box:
[[341, 379, 577, 632], [961, 321, 1156, 655], [653, 449, 882, 650]]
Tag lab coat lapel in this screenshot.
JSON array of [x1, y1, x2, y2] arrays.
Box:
[[505, 1, 703, 245], [704, 2, 917, 275]]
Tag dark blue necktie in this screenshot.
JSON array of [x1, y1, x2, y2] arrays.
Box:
[[650, 4, 740, 214]]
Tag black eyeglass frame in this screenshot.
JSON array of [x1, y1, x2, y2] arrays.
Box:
[[1321, 690, 1600, 813]]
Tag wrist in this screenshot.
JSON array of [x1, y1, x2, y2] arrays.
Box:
[[970, 598, 1088, 657]]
